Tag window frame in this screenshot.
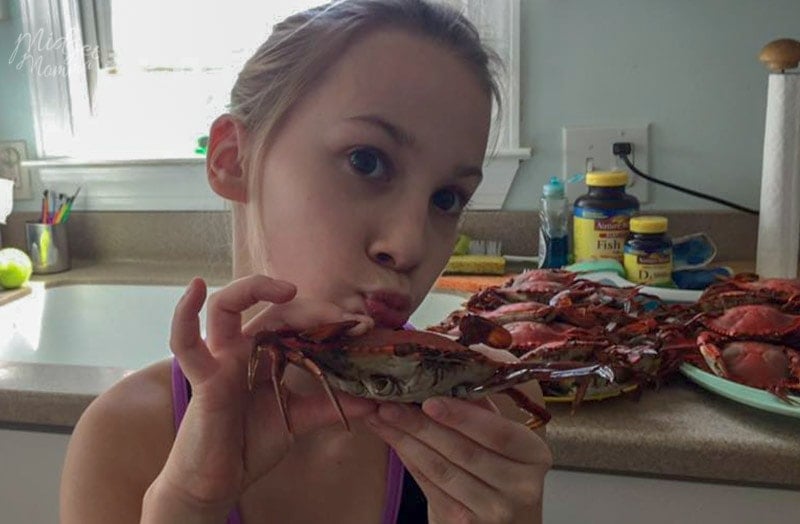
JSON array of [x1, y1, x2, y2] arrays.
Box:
[[18, 0, 85, 158], [19, 0, 529, 211]]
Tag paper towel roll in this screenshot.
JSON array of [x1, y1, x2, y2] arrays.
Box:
[[756, 73, 800, 278]]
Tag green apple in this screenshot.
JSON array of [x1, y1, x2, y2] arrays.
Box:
[[0, 248, 33, 290]]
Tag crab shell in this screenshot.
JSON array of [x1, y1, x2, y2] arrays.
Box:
[[480, 301, 556, 325], [701, 304, 800, 344], [705, 274, 800, 297], [699, 275, 800, 312], [716, 341, 793, 388], [697, 332, 800, 396], [428, 301, 556, 335], [292, 328, 612, 403], [506, 269, 578, 287], [502, 321, 606, 359], [466, 282, 567, 311]]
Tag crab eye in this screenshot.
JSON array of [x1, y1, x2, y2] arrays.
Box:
[[367, 375, 400, 397]]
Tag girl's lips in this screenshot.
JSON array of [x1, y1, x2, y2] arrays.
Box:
[[363, 291, 411, 329]]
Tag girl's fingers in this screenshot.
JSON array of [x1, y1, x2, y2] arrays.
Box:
[[421, 397, 551, 464], [365, 418, 500, 520], [206, 275, 297, 347], [368, 403, 530, 493], [366, 402, 548, 518], [170, 277, 217, 385], [391, 447, 479, 524]]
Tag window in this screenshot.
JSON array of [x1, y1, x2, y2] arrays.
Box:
[[20, 0, 320, 158], [19, 0, 528, 210]]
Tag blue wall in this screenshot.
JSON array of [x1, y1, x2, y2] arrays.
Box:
[[511, 0, 800, 211], [2, 0, 800, 210], [0, 0, 35, 147]]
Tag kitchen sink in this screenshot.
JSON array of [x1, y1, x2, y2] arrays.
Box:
[[0, 283, 465, 370]]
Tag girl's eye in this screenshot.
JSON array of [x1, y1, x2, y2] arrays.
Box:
[[432, 187, 469, 215], [349, 148, 387, 178]]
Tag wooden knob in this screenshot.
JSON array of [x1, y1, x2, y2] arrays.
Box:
[[759, 38, 800, 72]]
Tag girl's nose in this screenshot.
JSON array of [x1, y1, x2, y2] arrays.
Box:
[[367, 202, 428, 273]]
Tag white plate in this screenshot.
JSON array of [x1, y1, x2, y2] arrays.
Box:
[[681, 363, 800, 419], [577, 271, 703, 303]]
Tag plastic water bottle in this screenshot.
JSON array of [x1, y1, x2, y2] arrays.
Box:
[[538, 177, 569, 268]]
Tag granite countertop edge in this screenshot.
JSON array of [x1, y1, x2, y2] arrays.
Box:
[[1, 259, 799, 489]]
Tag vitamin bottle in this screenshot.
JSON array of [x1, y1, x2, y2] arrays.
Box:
[[573, 171, 640, 262], [538, 177, 569, 268], [624, 216, 673, 286]]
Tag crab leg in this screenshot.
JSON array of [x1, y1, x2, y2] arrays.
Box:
[[250, 339, 350, 436], [248, 343, 295, 438], [570, 379, 592, 413], [268, 346, 293, 439], [247, 346, 260, 392], [483, 396, 502, 415], [284, 349, 351, 432], [498, 387, 552, 429]]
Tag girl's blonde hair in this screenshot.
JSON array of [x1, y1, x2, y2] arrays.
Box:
[[227, 0, 503, 275]]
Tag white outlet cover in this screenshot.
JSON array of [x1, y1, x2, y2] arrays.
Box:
[[562, 125, 650, 204]]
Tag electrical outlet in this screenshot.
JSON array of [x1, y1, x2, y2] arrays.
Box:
[[562, 125, 650, 204], [0, 141, 33, 200]]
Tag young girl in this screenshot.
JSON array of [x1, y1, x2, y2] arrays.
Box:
[[60, 1, 552, 522]]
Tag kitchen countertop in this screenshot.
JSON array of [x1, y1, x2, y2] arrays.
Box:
[[1, 259, 798, 489]]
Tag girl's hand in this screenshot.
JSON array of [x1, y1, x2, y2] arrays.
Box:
[[365, 397, 552, 524], [148, 275, 376, 518]]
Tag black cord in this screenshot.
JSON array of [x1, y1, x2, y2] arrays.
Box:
[[617, 154, 760, 216]]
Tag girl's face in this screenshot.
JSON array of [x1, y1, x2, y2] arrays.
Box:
[[255, 29, 491, 327]]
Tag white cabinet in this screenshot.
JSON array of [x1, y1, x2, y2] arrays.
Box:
[[2, 427, 799, 524], [0, 429, 69, 523], [545, 469, 800, 524]]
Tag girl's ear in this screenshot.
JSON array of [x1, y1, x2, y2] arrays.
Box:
[[207, 114, 249, 203]]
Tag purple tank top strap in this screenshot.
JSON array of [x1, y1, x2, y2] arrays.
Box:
[[171, 358, 244, 524], [378, 321, 416, 523], [170, 357, 190, 431], [382, 448, 406, 524]]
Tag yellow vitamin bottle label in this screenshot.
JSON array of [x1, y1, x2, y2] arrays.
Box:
[[623, 248, 673, 285], [573, 208, 634, 262]]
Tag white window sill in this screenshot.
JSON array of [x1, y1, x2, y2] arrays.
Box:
[[21, 157, 206, 169], [22, 147, 532, 168], [33, 158, 221, 212]]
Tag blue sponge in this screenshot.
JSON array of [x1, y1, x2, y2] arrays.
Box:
[[672, 267, 733, 290], [563, 259, 626, 277]]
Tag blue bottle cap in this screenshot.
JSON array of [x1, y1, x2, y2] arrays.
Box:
[[543, 176, 565, 198]]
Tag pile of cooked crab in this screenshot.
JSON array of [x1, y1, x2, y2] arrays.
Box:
[[249, 270, 800, 432]]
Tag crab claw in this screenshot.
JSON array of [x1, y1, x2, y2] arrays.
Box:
[[697, 332, 730, 378], [456, 315, 512, 349]]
